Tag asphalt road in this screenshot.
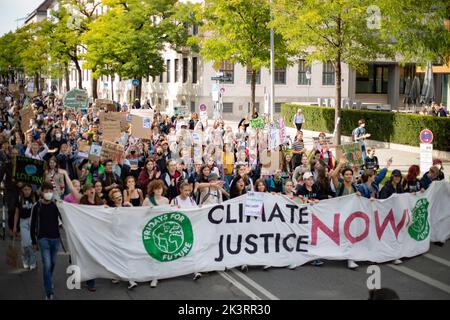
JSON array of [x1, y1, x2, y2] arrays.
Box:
[[0, 235, 449, 300]]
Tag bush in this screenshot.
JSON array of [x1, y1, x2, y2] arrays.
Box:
[[282, 104, 450, 151]]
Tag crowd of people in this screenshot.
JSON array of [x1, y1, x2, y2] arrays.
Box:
[[0, 89, 446, 299]]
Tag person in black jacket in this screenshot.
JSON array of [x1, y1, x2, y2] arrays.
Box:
[[379, 169, 404, 199], [30, 181, 62, 300]]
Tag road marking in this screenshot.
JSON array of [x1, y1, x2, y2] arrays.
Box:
[[230, 269, 280, 300], [217, 271, 262, 300], [423, 254, 450, 268], [388, 264, 450, 294]]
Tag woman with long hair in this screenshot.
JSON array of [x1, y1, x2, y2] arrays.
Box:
[[402, 165, 422, 193], [44, 156, 66, 199], [123, 176, 144, 207], [142, 180, 170, 207], [229, 175, 247, 199], [138, 158, 161, 191]]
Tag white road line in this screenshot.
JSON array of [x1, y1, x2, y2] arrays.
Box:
[[217, 271, 262, 300], [388, 264, 450, 294], [230, 269, 280, 300], [423, 254, 450, 268]]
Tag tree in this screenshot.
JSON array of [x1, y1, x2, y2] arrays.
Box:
[[191, 0, 293, 116], [272, 0, 449, 145], [83, 0, 193, 101], [49, 0, 101, 94], [0, 32, 23, 85]]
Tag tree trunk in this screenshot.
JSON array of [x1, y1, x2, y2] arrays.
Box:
[[64, 63, 70, 92], [137, 77, 142, 101], [92, 67, 98, 100], [111, 75, 115, 101], [334, 16, 342, 146], [72, 57, 83, 89], [251, 69, 256, 116], [34, 73, 40, 94]]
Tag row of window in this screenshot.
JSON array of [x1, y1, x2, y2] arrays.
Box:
[[222, 60, 336, 86], [221, 102, 282, 114]]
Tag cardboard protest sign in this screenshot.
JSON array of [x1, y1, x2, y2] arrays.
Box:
[[78, 140, 91, 158], [101, 141, 124, 162], [99, 112, 129, 132], [12, 156, 45, 185], [335, 143, 364, 166], [96, 99, 115, 111], [260, 150, 281, 176], [20, 107, 34, 133], [88, 144, 102, 161], [130, 109, 154, 139], [101, 119, 121, 142]]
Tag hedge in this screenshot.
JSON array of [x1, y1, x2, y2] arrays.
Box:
[[281, 104, 450, 151]]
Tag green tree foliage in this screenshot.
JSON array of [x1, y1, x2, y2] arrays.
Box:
[[272, 0, 449, 145], [190, 0, 294, 115], [83, 0, 194, 100]]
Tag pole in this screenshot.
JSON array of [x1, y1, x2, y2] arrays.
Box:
[[269, 0, 275, 122]]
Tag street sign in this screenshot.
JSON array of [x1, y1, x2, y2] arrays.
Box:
[[63, 88, 89, 109], [132, 79, 139, 87], [420, 129, 433, 144], [420, 143, 433, 174], [211, 76, 233, 81], [200, 104, 207, 112]]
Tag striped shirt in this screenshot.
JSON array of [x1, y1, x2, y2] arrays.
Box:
[[292, 140, 304, 151]]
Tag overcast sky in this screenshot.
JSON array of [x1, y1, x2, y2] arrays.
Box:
[[0, 0, 44, 36]]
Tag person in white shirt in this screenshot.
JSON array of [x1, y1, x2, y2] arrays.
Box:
[[25, 141, 49, 160], [293, 109, 305, 131], [170, 182, 202, 280]]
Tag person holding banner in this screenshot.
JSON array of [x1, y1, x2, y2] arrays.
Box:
[[142, 180, 170, 208], [123, 176, 144, 207], [402, 165, 423, 193], [331, 153, 362, 270], [379, 170, 404, 199]]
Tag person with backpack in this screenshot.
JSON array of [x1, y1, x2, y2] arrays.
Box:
[[13, 183, 38, 271], [30, 181, 63, 300], [331, 153, 362, 270], [357, 159, 391, 199], [198, 173, 228, 205]]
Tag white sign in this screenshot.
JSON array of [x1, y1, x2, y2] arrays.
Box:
[[420, 143, 433, 174], [269, 127, 281, 151], [212, 84, 219, 102], [143, 117, 152, 129], [26, 82, 35, 93], [244, 191, 265, 217], [57, 181, 450, 282]]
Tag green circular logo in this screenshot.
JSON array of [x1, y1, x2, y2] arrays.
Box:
[[408, 198, 430, 241], [142, 212, 193, 262]]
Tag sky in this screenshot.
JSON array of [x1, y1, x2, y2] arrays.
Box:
[[0, 0, 44, 36]]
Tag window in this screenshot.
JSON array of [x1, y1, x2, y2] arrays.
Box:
[[192, 24, 198, 35], [275, 103, 282, 113], [298, 60, 311, 85], [322, 62, 335, 85], [275, 67, 286, 84], [356, 64, 389, 94], [219, 60, 234, 84], [223, 102, 233, 113], [182, 58, 188, 83], [159, 73, 163, 83], [174, 59, 179, 82], [166, 59, 171, 83], [192, 57, 198, 83], [246, 67, 261, 85], [158, 97, 162, 106], [190, 101, 195, 112]]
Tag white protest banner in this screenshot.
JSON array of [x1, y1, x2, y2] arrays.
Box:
[[244, 192, 264, 217], [279, 118, 286, 145], [269, 127, 280, 151], [58, 179, 449, 282]]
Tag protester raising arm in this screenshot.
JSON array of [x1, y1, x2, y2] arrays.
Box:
[[331, 153, 347, 190]]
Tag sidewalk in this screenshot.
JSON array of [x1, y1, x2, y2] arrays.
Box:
[[223, 120, 450, 176]]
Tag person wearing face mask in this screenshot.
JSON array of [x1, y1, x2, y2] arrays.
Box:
[[30, 182, 63, 300]]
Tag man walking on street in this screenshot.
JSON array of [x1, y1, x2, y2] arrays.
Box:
[[31, 182, 62, 300]]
